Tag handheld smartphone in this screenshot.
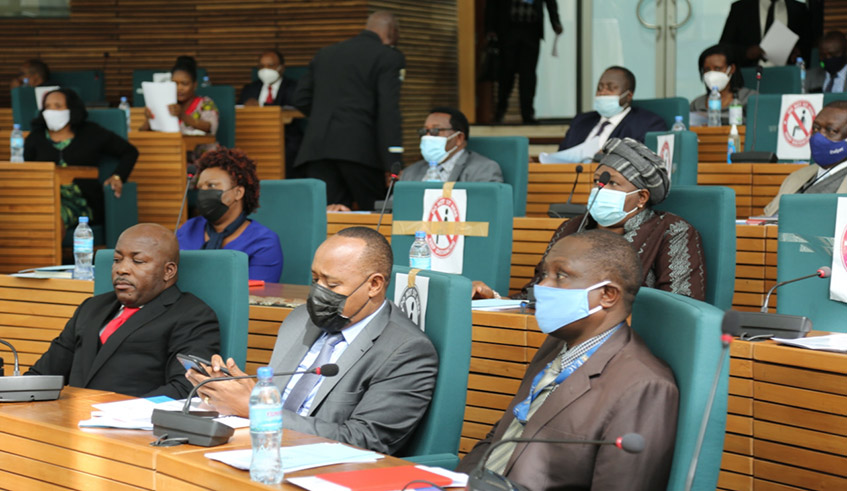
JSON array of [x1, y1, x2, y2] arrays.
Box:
[[176, 353, 232, 377]]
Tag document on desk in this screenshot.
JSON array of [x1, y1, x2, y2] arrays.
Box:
[[471, 299, 526, 311], [142, 81, 180, 132], [79, 396, 249, 430], [287, 464, 462, 491], [773, 334, 847, 352], [205, 443, 382, 473]]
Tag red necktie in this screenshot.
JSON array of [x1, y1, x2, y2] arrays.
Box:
[[100, 307, 140, 344], [265, 85, 274, 104]]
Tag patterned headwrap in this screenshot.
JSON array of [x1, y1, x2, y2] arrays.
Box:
[[599, 137, 670, 205]]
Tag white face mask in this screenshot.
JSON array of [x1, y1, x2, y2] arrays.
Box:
[[42, 109, 70, 132], [257, 67, 281, 85], [703, 69, 731, 92]]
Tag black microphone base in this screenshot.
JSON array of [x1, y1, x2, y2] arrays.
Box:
[[722, 310, 813, 340], [731, 151, 777, 163], [467, 469, 529, 491], [0, 375, 63, 402], [152, 409, 234, 447], [548, 203, 587, 219]]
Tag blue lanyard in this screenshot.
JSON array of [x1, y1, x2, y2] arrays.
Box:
[[512, 325, 620, 424]]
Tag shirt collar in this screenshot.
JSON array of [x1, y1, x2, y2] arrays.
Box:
[[262, 77, 283, 90], [339, 300, 387, 344], [439, 148, 466, 177], [600, 105, 632, 125], [817, 159, 847, 180]]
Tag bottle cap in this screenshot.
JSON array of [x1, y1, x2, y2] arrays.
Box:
[[415, 231, 426, 239], [257, 366, 273, 378], [120, 96, 127, 102], [79, 216, 89, 223], [13, 123, 20, 130], [675, 115, 682, 121]]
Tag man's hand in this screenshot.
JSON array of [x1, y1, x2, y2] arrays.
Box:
[[185, 354, 254, 417], [243, 98, 259, 107], [746, 45, 765, 61], [472, 280, 500, 300], [553, 23, 563, 35], [167, 103, 182, 117], [327, 203, 351, 212]]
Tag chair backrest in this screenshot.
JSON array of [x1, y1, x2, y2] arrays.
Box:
[[87, 109, 128, 179], [644, 130, 699, 186], [630, 288, 728, 491], [823, 92, 847, 105], [132, 67, 209, 107], [11, 86, 38, 131], [466, 136, 529, 216], [250, 65, 308, 83], [776, 194, 847, 332], [742, 94, 781, 155], [631, 97, 689, 129], [387, 265, 472, 466], [391, 182, 513, 295], [93, 249, 250, 366], [653, 185, 737, 310], [196, 85, 235, 148], [741, 65, 801, 94], [248, 179, 327, 284], [52, 70, 105, 104]]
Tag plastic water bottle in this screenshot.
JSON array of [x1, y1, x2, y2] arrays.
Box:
[[73, 217, 94, 280], [796, 57, 806, 94], [727, 124, 740, 163], [671, 116, 686, 132], [409, 231, 432, 270], [423, 161, 441, 182], [118, 96, 132, 132], [728, 95, 743, 126], [201, 75, 211, 88], [10, 124, 24, 163], [708, 86, 722, 127], [250, 366, 283, 485]]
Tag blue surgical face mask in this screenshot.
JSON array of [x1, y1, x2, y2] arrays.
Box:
[[588, 187, 640, 227], [594, 91, 630, 119], [420, 132, 459, 164], [533, 281, 611, 334], [810, 132, 847, 168]]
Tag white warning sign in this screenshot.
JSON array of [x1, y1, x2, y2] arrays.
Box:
[[777, 94, 823, 161], [393, 273, 429, 331], [422, 188, 467, 274]]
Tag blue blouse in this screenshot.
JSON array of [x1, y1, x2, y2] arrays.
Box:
[[177, 216, 283, 283]]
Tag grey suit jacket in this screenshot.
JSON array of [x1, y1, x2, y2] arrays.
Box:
[[268, 301, 438, 455], [399, 150, 504, 183], [763, 163, 847, 216]]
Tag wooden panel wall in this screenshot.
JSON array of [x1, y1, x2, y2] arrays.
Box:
[[0, 0, 458, 163], [824, 1, 847, 33]]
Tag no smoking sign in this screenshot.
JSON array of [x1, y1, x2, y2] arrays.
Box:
[[426, 196, 460, 258]]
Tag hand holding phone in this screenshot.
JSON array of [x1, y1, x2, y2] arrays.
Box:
[[177, 353, 232, 377]]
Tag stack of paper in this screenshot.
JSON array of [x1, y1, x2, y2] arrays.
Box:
[[287, 464, 466, 491], [206, 443, 382, 472], [471, 299, 526, 311], [773, 334, 847, 353], [79, 396, 249, 430]]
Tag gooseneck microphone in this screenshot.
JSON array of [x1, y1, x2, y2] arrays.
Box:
[[576, 171, 610, 232], [761, 266, 830, 313], [731, 66, 776, 163], [175, 164, 198, 231], [0, 338, 64, 402], [152, 363, 339, 447], [376, 161, 402, 233], [467, 433, 644, 491], [751, 66, 763, 152], [548, 165, 586, 218]]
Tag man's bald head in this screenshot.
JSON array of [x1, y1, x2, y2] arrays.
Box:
[[366, 11, 399, 45], [112, 224, 179, 307]]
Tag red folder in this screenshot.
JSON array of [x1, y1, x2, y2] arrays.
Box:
[[316, 464, 452, 491]]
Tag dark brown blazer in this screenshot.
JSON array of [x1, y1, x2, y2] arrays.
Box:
[[457, 324, 679, 491]]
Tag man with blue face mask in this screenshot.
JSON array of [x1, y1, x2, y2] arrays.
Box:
[[458, 230, 679, 490], [399, 106, 503, 182], [554, 67, 666, 161], [764, 101, 847, 216]]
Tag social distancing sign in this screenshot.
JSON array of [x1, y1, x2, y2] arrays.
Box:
[[422, 188, 467, 274], [830, 197, 847, 304], [777, 94, 823, 161], [394, 270, 429, 331]]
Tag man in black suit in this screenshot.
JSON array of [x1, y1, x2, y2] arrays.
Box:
[[27, 223, 220, 399], [555, 67, 666, 160], [720, 0, 811, 67], [293, 11, 404, 211], [239, 49, 303, 176], [486, 0, 562, 123]]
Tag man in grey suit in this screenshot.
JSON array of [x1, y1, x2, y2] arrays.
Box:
[[187, 227, 438, 455]]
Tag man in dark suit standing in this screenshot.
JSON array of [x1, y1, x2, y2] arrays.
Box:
[[27, 223, 220, 399], [293, 11, 404, 211], [554, 66, 666, 161], [239, 49, 303, 176], [720, 0, 811, 67], [487, 0, 562, 124]]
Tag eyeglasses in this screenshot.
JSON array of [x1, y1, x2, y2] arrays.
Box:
[[417, 127, 455, 137]]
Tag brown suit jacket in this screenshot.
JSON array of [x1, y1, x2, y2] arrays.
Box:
[[457, 324, 679, 491]]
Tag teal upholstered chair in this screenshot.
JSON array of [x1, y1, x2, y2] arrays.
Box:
[[94, 249, 250, 366], [391, 182, 513, 295], [776, 194, 847, 332], [741, 65, 801, 94], [466, 136, 529, 216], [132, 68, 209, 107], [631, 288, 728, 491], [249, 179, 327, 284], [52, 70, 105, 104], [644, 130, 699, 186], [632, 97, 689, 129], [823, 92, 847, 105], [387, 265, 472, 470], [197, 85, 236, 148], [653, 185, 737, 310], [742, 94, 781, 156], [11, 86, 38, 131]]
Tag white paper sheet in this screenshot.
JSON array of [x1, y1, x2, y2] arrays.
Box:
[[205, 443, 382, 473], [759, 20, 800, 66], [773, 334, 847, 352], [152, 72, 172, 83], [471, 299, 526, 311], [34, 85, 60, 110], [539, 138, 600, 164], [141, 81, 180, 133], [655, 134, 675, 177]]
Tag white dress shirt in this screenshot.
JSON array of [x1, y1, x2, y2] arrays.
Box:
[[759, 0, 788, 38], [823, 65, 847, 93], [815, 160, 847, 182], [587, 106, 631, 150], [259, 78, 283, 107], [437, 148, 466, 181]]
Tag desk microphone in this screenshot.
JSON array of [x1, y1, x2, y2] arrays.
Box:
[[175, 164, 197, 231], [548, 165, 587, 218], [0, 339, 64, 402], [467, 433, 644, 491], [376, 161, 402, 233], [576, 171, 610, 232], [762, 266, 830, 313], [731, 66, 776, 163], [151, 363, 339, 447]]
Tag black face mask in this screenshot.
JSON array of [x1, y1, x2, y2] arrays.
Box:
[[306, 277, 371, 334], [196, 189, 230, 223], [823, 56, 847, 76]]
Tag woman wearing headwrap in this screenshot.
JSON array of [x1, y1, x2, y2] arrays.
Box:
[[473, 137, 706, 301]]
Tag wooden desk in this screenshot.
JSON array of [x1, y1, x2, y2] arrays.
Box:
[[0, 108, 13, 130], [235, 106, 304, 181], [526, 163, 598, 217], [55, 166, 99, 185], [127, 132, 187, 231], [692, 126, 747, 163]]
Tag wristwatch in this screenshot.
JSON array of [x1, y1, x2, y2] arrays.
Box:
[[111, 174, 121, 183]]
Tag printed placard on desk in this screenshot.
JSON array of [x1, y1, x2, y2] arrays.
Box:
[[655, 134, 675, 177], [776, 94, 823, 161], [830, 196, 847, 303], [422, 188, 467, 274]]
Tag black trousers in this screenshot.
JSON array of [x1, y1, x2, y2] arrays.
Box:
[[497, 24, 542, 122], [304, 159, 386, 211]]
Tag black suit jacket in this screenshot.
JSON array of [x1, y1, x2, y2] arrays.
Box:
[[558, 107, 667, 151], [486, 0, 561, 40], [239, 78, 304, 168], [292, 30, 404, 171], [720, 0, 811, 67], [27, 285, 220, 399]]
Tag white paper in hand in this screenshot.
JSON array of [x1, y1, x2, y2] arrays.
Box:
[[142, 81, 180, 133], [759, 20, 799, 66]]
